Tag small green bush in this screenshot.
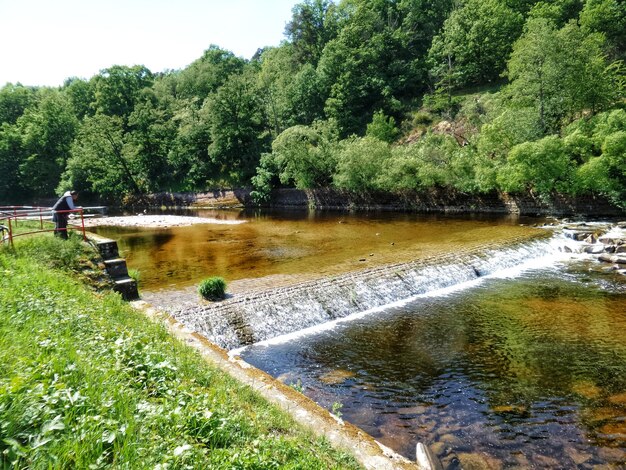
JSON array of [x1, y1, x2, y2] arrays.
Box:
[[198, 276, 227, 300]]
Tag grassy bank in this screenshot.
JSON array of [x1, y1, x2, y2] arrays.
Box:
[[0, 235, 359, 469]]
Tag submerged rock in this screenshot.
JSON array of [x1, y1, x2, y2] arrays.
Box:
[[456, 452, 503, 470]]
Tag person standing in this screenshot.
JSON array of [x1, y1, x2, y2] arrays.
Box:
[[52, 190, 79, 239]]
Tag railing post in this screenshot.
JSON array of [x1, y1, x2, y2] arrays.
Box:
[[80, 208, 86, 241], [7, 217, 13, 247], [39, 207, 43, 229]]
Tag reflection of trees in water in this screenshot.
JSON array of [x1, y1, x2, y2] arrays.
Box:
[[267, 273, 626, 462]]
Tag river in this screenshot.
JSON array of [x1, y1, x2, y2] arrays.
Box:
[[92, 209, 626, 468]]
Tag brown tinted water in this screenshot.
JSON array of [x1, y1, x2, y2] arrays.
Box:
[[92, 210, 626, 467], [91, 209, 544, 292]]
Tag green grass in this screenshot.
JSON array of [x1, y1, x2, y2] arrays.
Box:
[[0, 235, 360, 469]]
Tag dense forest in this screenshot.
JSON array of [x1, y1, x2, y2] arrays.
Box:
[[0, 0, 624, 207]]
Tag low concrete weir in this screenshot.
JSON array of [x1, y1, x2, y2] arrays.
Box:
[[169, 232, 556, 350]]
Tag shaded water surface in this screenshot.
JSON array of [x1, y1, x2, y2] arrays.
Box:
[[91, 209, 541, 291], [240, 264, 626, 468]]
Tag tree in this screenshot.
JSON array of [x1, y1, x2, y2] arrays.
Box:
[[207, 71, 271, 186], [92, 65, 154, 122], [366, 110, 399, 143], [506, 17, 622, 134], [428, 0, 523, 90], [126, 89, 179, 192], [267, 123, 337, 188], [333, 136, 392, 191], [285, 0, 341, 66], [17, 89, 78, 197], [175, 45, 246, 101], [62, 77, 95, 119], [256, 45, 299, 138], [0, 123, 25, 201], [286, 63, 326, 126], [0, 83, 36, 125], [63, 115, 144, 201], [498, 135, 576, 197], [580, 0, 626, 60]]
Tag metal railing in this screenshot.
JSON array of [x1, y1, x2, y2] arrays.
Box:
[[0, 205, 87, 246]]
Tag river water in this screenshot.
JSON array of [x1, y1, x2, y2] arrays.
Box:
[[92, 210, 626, 468]]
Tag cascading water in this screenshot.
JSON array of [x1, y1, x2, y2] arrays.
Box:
[[169, 228, 591, 351], [235, 222, 626, 468]]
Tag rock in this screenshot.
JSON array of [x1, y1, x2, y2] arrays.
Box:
[[583, 245, 605, 254], [617, 221, 626, 229], [607, 391, 626, 406], [438, 433, 464, 448], [598, 254, 616, 264], [457, 452, 503, 470], [532, 454, 561, 468], [565, 446, 592, 465], [318, 369, 355, 385], [614, 256, 626, 265], [616, 245, 626, 253], [596, 446, 626, 462], [585, 234, 598, 244], [564, 229, 596, 241], [429, 441, 448, 457], [599, 236, 626, 245]]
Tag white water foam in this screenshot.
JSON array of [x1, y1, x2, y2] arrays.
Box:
[[230, 236, 572, 356]]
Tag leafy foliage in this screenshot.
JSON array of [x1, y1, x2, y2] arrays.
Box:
[[0, 0, 624, 207], [198, 276, 227, 301], [0, 238, 359, 468]]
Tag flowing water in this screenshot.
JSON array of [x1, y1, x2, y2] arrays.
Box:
[[92, 210, 626, 467], [238, 244, 626, 468], [91, 209, 544, 292]]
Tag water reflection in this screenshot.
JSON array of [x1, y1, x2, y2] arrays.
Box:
[[240, 267, 626, 468]]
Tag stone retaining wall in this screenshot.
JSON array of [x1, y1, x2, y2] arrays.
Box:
[[139, 188, 624, 217]]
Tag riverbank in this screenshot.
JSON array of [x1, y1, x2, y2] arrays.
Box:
[[82, 214, 246, 228], [0, 235, 362, 469]]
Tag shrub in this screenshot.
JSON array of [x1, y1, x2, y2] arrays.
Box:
[[198, 276, 227, 300]]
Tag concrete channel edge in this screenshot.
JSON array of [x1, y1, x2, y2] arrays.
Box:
[[130, 300, 432, 470]]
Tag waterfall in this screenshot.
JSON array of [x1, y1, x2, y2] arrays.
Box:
[[170, 232, 570, 350]]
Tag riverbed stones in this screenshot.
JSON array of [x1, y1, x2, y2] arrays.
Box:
[[456, 452, 503, 470]]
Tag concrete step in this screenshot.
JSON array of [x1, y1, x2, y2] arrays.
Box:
[[104, 258, 129, 278], [95, 239, 119, 260], [113, 276, 139, 301]]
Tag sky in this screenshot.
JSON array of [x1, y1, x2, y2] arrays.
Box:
[[0, 0, 300, 87]]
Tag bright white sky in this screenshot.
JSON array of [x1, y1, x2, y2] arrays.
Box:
[[0, 0, 300, 87]]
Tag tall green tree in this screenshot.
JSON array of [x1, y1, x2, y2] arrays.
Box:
[[428, 0, 524, 89], [175, 46, 246, 101], [63, 115, 143, 201], [507, 17, 622, 134], [285, 0, 341, 66], [16, 89, 78, 196], [92, 65, 154, 123], [0, 84, 37, 125], [62, 77, 95, 119], [579, 0, 626, 60], [0, 123, 25, 201], [207, 71, 271, 185], [126, 89, 179, 192]]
